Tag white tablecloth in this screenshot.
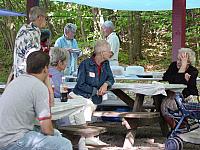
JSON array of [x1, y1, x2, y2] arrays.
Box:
[[51, 98, 85, 120], [65, 82, 186, 97]]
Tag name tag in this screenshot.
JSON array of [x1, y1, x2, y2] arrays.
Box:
[[89, 72, 95, 78]]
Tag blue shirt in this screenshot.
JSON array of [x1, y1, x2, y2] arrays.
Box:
[[54, 35, 81, 75], [73, 57, 115, 104], [49, 67, 64, 98]]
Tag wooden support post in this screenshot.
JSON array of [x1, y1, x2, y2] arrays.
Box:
[[172, 0, 186, 61]]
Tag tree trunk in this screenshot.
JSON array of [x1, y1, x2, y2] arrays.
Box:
[[133, 12, 143, 59], [78, 5, 86, 42], [0, 0, 17, 52], [92, 8, 100, 40], [128, 12, 134, 63]]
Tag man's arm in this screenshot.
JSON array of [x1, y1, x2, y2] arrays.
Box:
[[40, 119, 54, 135]]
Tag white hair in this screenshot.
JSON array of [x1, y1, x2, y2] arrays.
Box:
[[49, 47, 69, 66], [29, 6, 46, 22], [94, 40, 111, 54], [102, 21, 114, 30], [178, 48, 196, 65], [64, 23, 77, 35]]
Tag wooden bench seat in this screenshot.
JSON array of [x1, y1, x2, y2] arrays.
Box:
[[58, 125, 106, 138], [93, 111, 159, 119], [92, 111, 160, 148], [58, 125, 107, 149]]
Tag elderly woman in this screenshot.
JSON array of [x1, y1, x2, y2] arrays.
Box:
[[54, 23, 82, 76], [69, 40, 114, 146], [161, 48, 198, 128], [49, 47, 69, 98], [49, 47, 89, 149], [163, 48, 198, 97]]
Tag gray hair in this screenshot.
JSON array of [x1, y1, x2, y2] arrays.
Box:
[[94, 40, 111, 54], [178, 48, 196, 65], [49, 47, 69, 66], [64, 23, 77, 35], [29, 6, 46, 22], [102, 21, 114, 30]]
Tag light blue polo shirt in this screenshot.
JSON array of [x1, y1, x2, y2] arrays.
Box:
[[54, 35, 80, 76]]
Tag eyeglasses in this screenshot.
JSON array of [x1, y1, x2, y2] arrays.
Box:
[[39, 15, 49, 21]]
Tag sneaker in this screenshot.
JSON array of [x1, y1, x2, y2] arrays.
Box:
[[85, 137, 109, 146], [78, 137, 88, 150]]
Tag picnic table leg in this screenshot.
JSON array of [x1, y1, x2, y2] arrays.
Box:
[[122, 118, 137, 148], [153, 94, 169, 136], [133, 94, 144, 112], [111, 89, 134, 107], [122, 94, 144, 148]]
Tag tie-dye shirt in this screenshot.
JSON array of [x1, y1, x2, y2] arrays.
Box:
[[13, 22, 41, 77]]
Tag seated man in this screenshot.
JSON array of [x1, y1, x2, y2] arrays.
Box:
[[161, 48, 198, 128], [0, 51, 72, 150]]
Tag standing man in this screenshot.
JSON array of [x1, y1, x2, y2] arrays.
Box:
[[11, 6, 54, 106], [54, 23, 82, 76], [102, 20, 120, 66], [0, 51, 72, 150], [13, 6, 47, 78]]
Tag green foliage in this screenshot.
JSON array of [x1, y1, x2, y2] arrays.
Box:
[[118, 51, 129, 64]]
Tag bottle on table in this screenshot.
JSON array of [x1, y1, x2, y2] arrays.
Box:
[[60, 77, 68, 102]]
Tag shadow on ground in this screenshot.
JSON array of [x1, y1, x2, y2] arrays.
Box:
[[94, 122, 200, 150]]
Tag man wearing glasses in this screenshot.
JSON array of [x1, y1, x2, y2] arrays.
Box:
[[13, 6, 47, 78]]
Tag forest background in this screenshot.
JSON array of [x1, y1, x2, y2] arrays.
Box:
[[0, 0, 199, 82]]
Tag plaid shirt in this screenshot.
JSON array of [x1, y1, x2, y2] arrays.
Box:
[[13, 22, 41, 77]]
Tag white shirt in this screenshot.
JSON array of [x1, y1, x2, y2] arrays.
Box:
[[106, 32, 120, 65]]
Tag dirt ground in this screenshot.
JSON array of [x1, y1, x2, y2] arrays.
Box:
[[91, 122, 200, 150]]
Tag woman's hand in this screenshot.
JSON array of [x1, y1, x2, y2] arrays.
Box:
[[178, 52, 189, 73], [98, 83, 108, 96], [185, 73, 191, 81], [180, 52, 188, 67]]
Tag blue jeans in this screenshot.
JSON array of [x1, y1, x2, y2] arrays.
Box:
[[1, 129, 72, 150]]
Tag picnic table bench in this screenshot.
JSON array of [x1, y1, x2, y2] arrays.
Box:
[[93, 111, 160, 148], [51, 100, 107, 149], [58, 125, 107, 149]]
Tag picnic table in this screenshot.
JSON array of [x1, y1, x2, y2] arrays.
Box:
[[65, 82, 186, 133], [49, 82, 186, 148]]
